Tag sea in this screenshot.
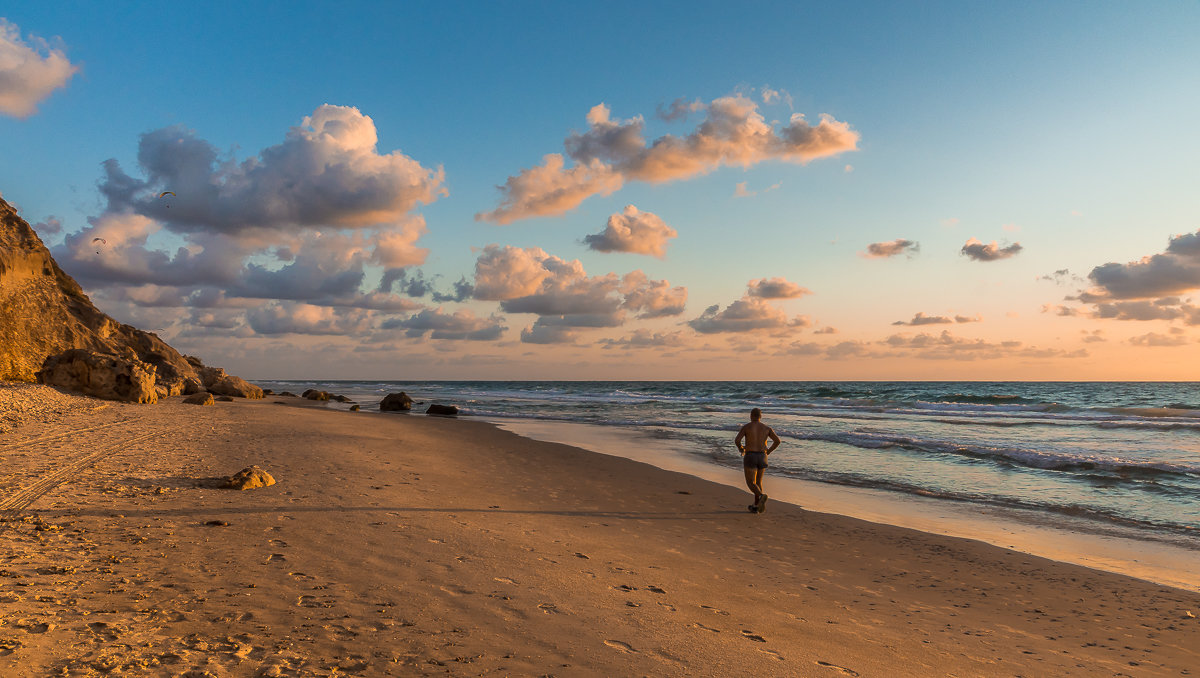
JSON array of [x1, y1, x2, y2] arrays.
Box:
[[257, 380, 1200, 587]]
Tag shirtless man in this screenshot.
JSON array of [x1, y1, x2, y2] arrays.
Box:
[[735, 407, 781, 513]]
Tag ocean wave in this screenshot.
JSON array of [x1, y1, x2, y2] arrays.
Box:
[[783, 429, 1200, 478], [765, 469, 1198, 536]]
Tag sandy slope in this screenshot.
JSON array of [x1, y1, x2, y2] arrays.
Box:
[[1, 397, 1197, 677]]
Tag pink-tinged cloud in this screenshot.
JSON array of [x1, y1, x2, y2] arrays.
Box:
[[1092, 299, 1191, 322], [478, 95, 858, 223], [733, 181, 781, 198], [861, 238, 919, 258], [382, 308, 506, 341], [880, 331, 1087, 361], [368, 215, 429, 268], [0, 19, 78, 118], [471, 245, 686, 340], [687, 296, 806, 334], [746, 277, 810, 299], [477, 155, 624, 225], [1128, 330, 1190, 347], [1081, 229, 1200, 301], [519, 324, 580, 345], [245, 303, 372, 336], [583, 205, 678, 258], [599, 329, 689, 349], [961, 238, 1022, 261], [892, 312, 981, 326]]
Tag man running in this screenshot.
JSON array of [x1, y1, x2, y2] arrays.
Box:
[[735, 407, 780, 513]]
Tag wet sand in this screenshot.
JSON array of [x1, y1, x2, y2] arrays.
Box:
[[1, 396, 1198, 676]]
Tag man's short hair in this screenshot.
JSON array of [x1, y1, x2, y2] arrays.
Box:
[[750, 407, 762, 420]]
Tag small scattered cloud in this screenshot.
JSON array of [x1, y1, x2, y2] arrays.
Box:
[[813, 326, 838, 335], [32, 215, 62, 236], [583, 205, 677, 258], [1038, 269, 1083, 285], [656, 97, 704, 122], [1129, 330, 1190, 347], [844, 164, 853, 173], [892, 312, 979, 326], [961, 238, 1022, 262], [0, 19, 78, 118], [478, 95, 858, 223], [598, 329, 689, 349], [861, 238, 919, 259], [746, 277, 810, 299], [732, 181, 782, 199], [1081, 329, 1105, 343], [941, 218, 960, 228], [687, 296, 806, 334], [245, 303, 371, 336], [381, 307, 506, 341], [1002, 223, 1021, 233]]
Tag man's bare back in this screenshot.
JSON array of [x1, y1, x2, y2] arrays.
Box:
[[736, 420, 778, 453]]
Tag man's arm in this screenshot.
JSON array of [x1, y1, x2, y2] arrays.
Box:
[[765, 427, 781, 454], [735, 424, 748, 454]]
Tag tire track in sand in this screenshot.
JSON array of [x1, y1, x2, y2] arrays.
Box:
[[0, 427, 160, 526]]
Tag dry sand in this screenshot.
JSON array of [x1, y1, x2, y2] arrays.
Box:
[[1, 392, 1198, 676]]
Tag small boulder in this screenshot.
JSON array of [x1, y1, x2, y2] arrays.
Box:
[[279, 391, 297, 397], [332, 394, 354, 403], [183, 392, 215, 406], [199, 365, 264, 399], [261, 388, 274, 395], [303, 389, 330, 401], [349, 404, 360, 412], [426, 403, 458, 416], [36, 349, 158, 403], [215, 395, 234, 402], [222, 466, 275, 490], [379, 392, 413, 411]]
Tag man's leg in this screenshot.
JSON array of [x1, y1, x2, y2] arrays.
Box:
[[743, 466, 761, 499], [755, 468, 767, 512]]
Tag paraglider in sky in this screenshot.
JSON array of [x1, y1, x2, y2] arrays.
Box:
[[158, 191, 175, 198], [92, 237, 106, 254]]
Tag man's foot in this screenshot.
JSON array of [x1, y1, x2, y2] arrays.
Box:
[[756, 494, 768, 513]]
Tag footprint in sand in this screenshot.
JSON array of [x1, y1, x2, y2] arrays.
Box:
[[741, 630, 767, 642], [493, 577, 517, 585], [759, 648, 784, 661], [574, 552, 589, 559], [700, 605, 730, 616], [692, 623, 719, 633], [646, 586, 667, 594], [537, 603, 560, 614], [266, 553, 287, 563], [269, 539, 288, 547], [604, 640, 636, 653], [816, 660, 860, 676]]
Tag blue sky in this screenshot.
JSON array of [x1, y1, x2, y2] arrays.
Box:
[[2, 2, 1199, 379]]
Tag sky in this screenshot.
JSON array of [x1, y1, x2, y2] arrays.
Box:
[[2, 1, 1199, 381]]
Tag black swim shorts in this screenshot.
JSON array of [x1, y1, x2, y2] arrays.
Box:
[[743, 451, 768, 469]]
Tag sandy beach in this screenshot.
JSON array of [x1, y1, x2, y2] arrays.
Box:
[[2, 392, 1198, 677]]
